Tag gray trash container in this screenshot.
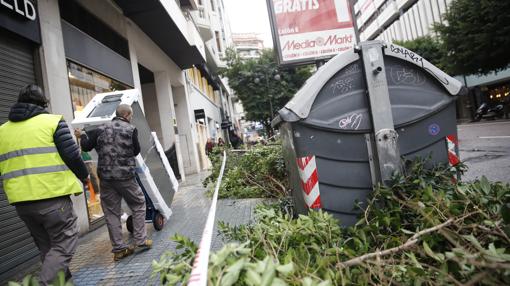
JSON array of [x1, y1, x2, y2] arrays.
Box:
[[273, 41, 465, 226]]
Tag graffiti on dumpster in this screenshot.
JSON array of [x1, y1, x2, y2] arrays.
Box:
[[389, 44, 422, 64], [330, 77, 354, 95], [389, 44, 449, 86], [390, 66, 425, 86], [342, 63, 361, 76], [339, 113, 362, 130]]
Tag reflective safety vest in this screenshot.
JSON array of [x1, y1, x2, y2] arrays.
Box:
[[0, 114, 82, 204]]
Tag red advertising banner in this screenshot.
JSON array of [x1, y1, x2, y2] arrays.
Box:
[[268, 0, 357, 65]]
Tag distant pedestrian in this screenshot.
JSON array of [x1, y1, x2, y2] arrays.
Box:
[[205, 138, 215, 155], [76, 104, 152, 261], [217, 137, 225, 147], [229, 131, 243, 149], [0, 84, 89, 285]]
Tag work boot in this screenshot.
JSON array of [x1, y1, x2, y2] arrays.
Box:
[[134, 239, 153, 252], [113, 246, 134, 261]]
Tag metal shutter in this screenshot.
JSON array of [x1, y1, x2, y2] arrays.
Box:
[[0, 30, 39, 283]]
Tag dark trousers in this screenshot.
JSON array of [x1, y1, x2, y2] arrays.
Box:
[[100, 178, 147, 252], [15, 196, 78, 285]]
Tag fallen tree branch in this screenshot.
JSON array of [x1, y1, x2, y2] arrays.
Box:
[[337, 218, 454, 268], [463, 271, 490, 286]]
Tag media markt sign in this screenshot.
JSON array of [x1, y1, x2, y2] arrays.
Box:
[[267, 0, 356, 65]]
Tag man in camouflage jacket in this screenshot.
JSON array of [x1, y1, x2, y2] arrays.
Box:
[[77, 104, 152, 261]]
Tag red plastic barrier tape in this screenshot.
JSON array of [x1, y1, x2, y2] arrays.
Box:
[[188, 151, 227, 286], [446, 135, 460, 166], [296, 155, 322, 209]]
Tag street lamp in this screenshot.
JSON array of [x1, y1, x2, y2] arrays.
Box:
[[254, 71, 280, 121]]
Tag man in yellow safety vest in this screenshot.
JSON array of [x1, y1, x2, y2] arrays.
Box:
[[0, 85, 89, 285]]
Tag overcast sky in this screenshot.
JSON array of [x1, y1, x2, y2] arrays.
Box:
[[223, 0, 274, 48]]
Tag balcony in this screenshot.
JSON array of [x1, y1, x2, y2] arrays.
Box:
[[205, 41, 226, 72], [396, 0, 418, 10], [362, 18, 380, 40], [377, 1, 399, 28], [179, 0, 198, 9], [191, 5, 214, 41]]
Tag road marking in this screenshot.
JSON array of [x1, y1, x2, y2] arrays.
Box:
[[478, 136, 510, 139], [459, 121, 510, 127]]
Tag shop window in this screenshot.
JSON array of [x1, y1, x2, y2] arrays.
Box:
[[67, 61, 130, 118]]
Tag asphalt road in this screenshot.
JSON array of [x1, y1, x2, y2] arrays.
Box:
[[458, 120, 510, 184]]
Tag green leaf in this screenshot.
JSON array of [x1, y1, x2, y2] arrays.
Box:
[[402, 229, 415, 235], [423, 241, 443, 262], [245, 269, 262, 286], [272, 278, 289, 286], [301, 277, 313, 286], [462, 235, 485, 251], [276, 262, 294, 275], [220, 271, 241, 286], [405, 252, 423, 269], [479, 176, 491, 195], [317, 281, 333, 286], [260, 257, 276, 286]]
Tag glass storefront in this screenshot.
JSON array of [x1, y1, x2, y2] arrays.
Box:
[[67, 61, 130, 118], [67, 61, 131, 223]]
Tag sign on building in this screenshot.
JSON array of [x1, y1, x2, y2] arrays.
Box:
[[266, 0, 356, 65]]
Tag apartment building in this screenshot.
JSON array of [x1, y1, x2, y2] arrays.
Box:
[[179, 0, 242, 171], [354, 0, 510, 118], [232, 33, 265, 60]]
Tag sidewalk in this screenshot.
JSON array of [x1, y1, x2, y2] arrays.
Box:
[[28, 172, 263, 286]]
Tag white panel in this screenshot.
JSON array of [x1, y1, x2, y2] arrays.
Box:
[[438, 0, 447, 16], [400, 17, 409, 41], [406, 13, 415, 40], [430, 0, 441, 23], [424, 0, 435, 27], [418, 0, 430, 35], [390, 25, 397, 41], [394, 20, 403, 41], [412, 6, 423, 37]]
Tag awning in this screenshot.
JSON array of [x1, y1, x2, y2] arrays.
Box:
[[114, 0, 205, 69]]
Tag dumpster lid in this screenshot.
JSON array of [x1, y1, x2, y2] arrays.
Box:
[[278, 43, 464, 123]]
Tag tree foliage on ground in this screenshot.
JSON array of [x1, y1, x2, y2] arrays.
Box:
[[434, 0, 510, 75], [154, 160, 510, 285], [220, 49, 312, 135], [203, 144, 288, 199], [395, 36, 449, 73]]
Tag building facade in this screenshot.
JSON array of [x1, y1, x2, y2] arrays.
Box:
[[230, 33, 268, 140], [0, 0, 238, 282], [354, 0, 510, 118], [232, 32, 265, 60], [178, 0, 239, 171]]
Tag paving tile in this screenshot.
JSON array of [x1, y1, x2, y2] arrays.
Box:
[[11, 172, 268, 285]]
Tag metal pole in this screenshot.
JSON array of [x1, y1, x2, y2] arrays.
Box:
[[358, 41, 401, 185], [265, 74, 273, 119]]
